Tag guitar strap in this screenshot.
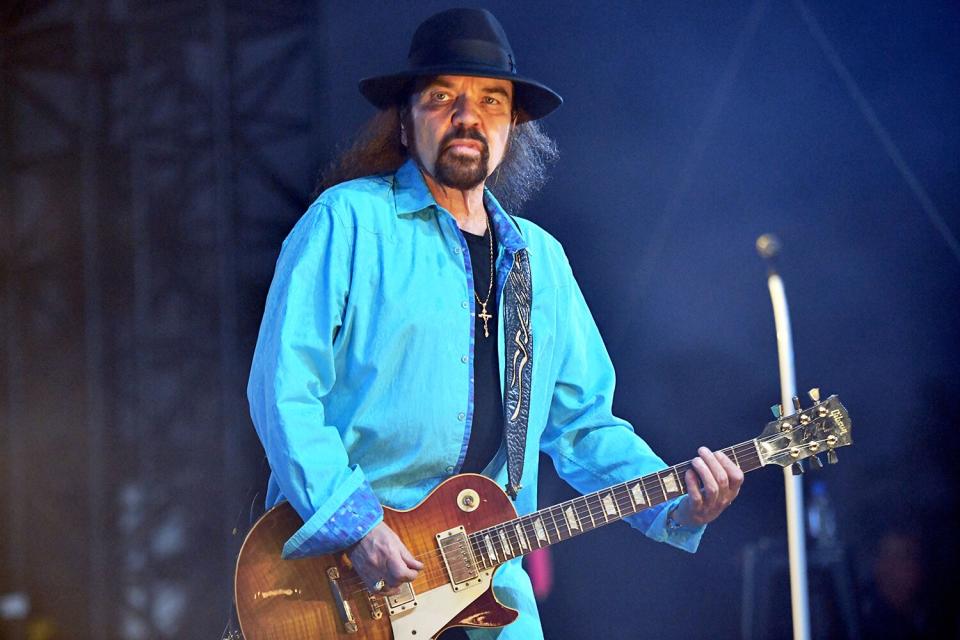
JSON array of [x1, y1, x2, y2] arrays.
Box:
[[501, 247, 533, 500]]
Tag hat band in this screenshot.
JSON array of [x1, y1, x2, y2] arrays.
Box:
[[409, 38, 517, 74]]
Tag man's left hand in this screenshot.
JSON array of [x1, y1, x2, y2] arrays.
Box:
[[673, 447, 744, 527]]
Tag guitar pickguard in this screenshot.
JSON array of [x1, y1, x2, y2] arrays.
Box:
[[389, 571, 493, 639]]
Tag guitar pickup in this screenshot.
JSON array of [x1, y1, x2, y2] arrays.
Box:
[[386, 581, 417, 616], [436, 526, 482, 592]]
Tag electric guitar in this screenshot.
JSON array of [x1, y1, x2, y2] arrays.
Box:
[[234, 391, 851, 639]]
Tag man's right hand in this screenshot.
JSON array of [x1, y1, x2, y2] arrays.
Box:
[[347, 521, 423, 595]]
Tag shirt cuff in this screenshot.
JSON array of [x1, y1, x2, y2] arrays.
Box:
[[632, 497, 707, 553], [281, 466, 384, 559]]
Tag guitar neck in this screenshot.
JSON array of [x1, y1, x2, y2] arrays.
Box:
[[468, 439, 763, 570]]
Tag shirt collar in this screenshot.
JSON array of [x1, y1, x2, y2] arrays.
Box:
[[392, 157, 528, 253], [483, 187, 527, 253], [393, 158, 436, 216]]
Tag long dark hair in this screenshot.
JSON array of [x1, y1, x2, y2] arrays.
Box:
[[316, 105, 558, 213]]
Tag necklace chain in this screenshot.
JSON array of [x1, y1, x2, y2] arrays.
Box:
[[474, 216, 494, 338]]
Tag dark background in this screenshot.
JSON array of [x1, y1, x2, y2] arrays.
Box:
[[2, 1, 957, 638]]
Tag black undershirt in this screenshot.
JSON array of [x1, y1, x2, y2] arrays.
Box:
[[458, 226, 504, 475], [436, 228, 504, 640]]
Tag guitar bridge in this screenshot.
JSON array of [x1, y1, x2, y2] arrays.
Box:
[[326, 566, 358, 634], [436, 526, 482, 592]]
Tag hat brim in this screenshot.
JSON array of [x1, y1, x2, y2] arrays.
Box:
[[359, 67, 562, 122]]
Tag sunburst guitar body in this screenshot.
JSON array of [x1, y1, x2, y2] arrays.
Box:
[[235, 474, 519, 639], [235, 393, 852, 639]]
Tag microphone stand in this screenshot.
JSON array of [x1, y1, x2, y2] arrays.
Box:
[[757, 234, 811, 640]]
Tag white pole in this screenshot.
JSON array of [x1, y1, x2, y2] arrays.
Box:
[[759, 235, 811, 640]]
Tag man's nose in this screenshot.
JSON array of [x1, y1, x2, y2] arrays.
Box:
[[450, 94, 480, 128]]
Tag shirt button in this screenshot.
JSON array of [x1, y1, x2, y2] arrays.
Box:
[[461, 300, 469, 309], [446, 465, 455, 474], [454, 247, 462, 255], [457, 412, 466, 422], [461, 355, 468, 364]]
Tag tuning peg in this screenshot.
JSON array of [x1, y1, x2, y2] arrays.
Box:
[[809, 455, 823, 469], [827, 450, 839, 465], [770, 404, 782, 419], [808, 387, 821, 403], [792, 396, 802, 412], [791, 461, 805, 475]]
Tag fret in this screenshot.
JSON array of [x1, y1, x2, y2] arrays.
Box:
[[504, 522, 523, 555], [470, 534, 487, 571], [741, 442, 758, 466], [461, 438, 774, 569], [521, 516, 543, 549], [497, 527, 514, 559], [600, 491, 621, 520], [581, 495, 597, 528], [629, 481, 649, 511], [550, 503, 573, 540], [677, 462, 695, 491], [582, 498, 597, 528], [625, 481, 638, 511], [618, 484, 637, 516], [503, 520, 527, 557], [493, 530, 507, 563], [563, 503, 582, 534], [514, 522, 530, 551], [660, 468, 681, 497], [532, 515, 550, 546], [650, 473, 668, 504], [550, 505, 571, 541], [747, 442, 763, 472], [560, 502, 580, 536], [482, 533, 498, 566], [540, 509, 557, 543], [490, 527, 506, 561], [587, 493, 606, 525]]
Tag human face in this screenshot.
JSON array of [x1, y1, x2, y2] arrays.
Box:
[[406, 75, 514, 191]]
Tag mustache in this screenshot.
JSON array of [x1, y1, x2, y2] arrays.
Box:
[[440, 127, 488, 153]]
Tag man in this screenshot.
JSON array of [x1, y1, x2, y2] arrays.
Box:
[[247, 8, 743, 639]]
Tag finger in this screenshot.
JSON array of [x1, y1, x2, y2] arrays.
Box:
[[716, 451, 744, 492], [387, 553, 420, 584], [684, 468, 704, 508], [400, 544, 424, 571], [698, 447, 729, 492], [691, 457, 718, 503]]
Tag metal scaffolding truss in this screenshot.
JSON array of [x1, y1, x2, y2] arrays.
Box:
[[1, 1, 321, 637]]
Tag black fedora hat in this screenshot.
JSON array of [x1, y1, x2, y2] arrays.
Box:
[[359, 8, 562, 121]]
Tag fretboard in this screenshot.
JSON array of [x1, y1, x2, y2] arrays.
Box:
[[467, 439, 763, 570]]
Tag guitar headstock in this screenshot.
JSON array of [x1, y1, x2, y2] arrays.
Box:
[[756, 390, 852, 473]]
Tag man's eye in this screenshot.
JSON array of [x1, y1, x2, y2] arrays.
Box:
[[431, 92, 449, 102], [483, 96, 500, 105]]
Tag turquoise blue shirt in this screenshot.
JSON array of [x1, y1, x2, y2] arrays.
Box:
[[247, 158, 705, 639]]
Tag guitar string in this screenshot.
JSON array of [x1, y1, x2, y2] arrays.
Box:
[[337, 441, 767, 595], [338, 445, 768, 596], [336, 427, 824, 596], [338, 439, 772, 595]]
